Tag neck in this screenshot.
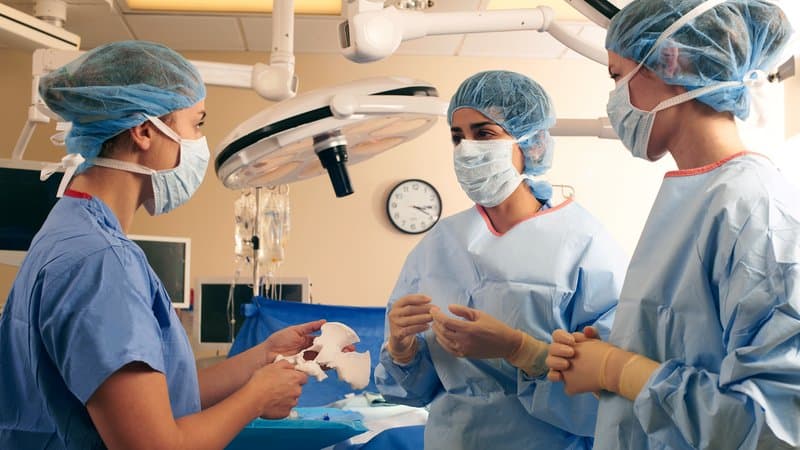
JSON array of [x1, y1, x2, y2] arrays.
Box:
[[484, 184, 542, 234], [68, 166, 148, 233], [666, 105, 745, 170]]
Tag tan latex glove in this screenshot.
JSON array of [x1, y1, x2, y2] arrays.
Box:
[[387, 294, 433, 363], [546, 327, 659, 399]]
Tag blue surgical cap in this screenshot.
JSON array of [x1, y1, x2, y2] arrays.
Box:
[[447, 70, 556, 200], [39, 40, 206, 173], [606, 0, 793, 120]]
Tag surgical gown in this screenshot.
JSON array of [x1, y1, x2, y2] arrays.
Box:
[[0, 193, 200, 449], [595, 152, 800, 450], [375, 199, 627, 450]]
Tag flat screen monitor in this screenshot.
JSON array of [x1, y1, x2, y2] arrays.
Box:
[[129, 234, 191, 309], [0, 159, 64, 266], [194, 276, 310, 355]]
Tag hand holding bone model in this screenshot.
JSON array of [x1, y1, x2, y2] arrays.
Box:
[[275, 322, 371, 390]]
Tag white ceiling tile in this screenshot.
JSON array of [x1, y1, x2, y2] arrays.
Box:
[[240, 16, 343, 54], [124, 14, 245, 51], [458, 30, 564, 59], [239, 16, 271, 52], [67, 5, 133, 49], [294, 17, 344, 53]]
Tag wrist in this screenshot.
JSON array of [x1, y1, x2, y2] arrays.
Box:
[[388, 336, 418, 364], [504, 329, 524, 360], [603, 348, 636, 394]]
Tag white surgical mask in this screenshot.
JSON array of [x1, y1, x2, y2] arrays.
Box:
[[453, 139, 534, 207], [606, 0, 741, 161], [93, 115, 209, 215]]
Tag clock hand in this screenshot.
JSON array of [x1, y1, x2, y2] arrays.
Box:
[[412, 205, 432, 217]]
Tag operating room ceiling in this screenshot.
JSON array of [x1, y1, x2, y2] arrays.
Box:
[[1, 0, 606, 59]]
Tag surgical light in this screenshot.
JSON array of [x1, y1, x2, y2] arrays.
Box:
[[215, 77, 444, 197]]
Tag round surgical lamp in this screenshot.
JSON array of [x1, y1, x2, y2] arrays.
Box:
[[216, 77, 442, 197]]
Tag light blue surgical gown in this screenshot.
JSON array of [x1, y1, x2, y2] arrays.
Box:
[[595, 153, 800, 450], [375, 199, 627, 450], [0, 194, 200, 449]]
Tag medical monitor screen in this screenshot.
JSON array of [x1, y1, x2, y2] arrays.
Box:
[[0, 167, 63, 252], [197, 279, 308, 345], [130, 235, 191, 309]]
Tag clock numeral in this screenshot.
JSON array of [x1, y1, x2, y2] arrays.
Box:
[[396, 193, 403, 200], [391, 202, 397, 209], [410, 223, 416, 230], [412, 183, 419, 190], [394, 213, 400, 220]]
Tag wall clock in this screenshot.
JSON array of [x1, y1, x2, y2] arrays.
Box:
[[386, 179, 442, 234]]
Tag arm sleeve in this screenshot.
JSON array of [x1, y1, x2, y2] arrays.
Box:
[[38, 246, 167, 404], [632, 209, 800, 449], [374, 246, 443, 407]]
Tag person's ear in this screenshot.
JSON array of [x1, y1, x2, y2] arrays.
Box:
[[659, 46, 681, 78], [129, 121, 155, 151]]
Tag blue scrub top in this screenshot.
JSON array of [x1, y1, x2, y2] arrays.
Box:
[[376, 199, 628, 450], [595, 153, 800, 449], [0, 192, 200, 449]]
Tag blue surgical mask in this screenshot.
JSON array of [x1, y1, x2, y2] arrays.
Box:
[[453, 139, 535, 207], [93, 115, 209, 215]]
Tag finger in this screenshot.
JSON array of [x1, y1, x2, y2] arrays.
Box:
[[549, 343, 576, 358], [583, 326, 601, 339], [545, 355, 571, 371], [402, 323, 431, 337], [448, 304, 478, 322], [433, 330, 461, 354], [396, 304, 434, 317], [431, 320, 456, 340], [272, 360, 295, 369], [394, 313, 434, 328], [294, 319, 326, 335], [547, 369, 564, 383], [571, 332, 588, 343], [395, 294, 432, 307], [552, 329, 576, 345], [431, 309, 469, 333]]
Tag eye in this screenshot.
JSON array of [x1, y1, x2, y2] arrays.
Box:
[[451, 134, 463, 145], [197, 121, 205, 129], [475, 129, 498, 140]]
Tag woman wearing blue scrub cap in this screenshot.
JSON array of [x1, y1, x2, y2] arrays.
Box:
[[546, 1, 800, 449], [0, 41, 319, 449], [375, 70, 628, 449]]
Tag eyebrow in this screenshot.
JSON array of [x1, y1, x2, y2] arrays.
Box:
[[199, 111, 207, 121], [450, 121, 497, 132]]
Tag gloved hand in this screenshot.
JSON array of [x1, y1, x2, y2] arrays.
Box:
[[546, 326, 598, 382], [546, 327, 659, 399], [387, 294, 433, 363], [264, 320, 326, 364], [430, 304, 522, 360]]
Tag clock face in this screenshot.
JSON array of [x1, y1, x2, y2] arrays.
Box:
[[386, 179, 442, 234]]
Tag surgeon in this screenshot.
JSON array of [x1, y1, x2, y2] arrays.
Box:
[[374, 70, 628, 449], [545, 1, 800, 449], [0, 41, 319, 449]]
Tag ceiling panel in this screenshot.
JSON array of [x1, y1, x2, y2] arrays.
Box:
[[67, 5, 133, 49], [459, 30, 566, 59], [124, 14, 245, 51], [241, 16, 344, 53]]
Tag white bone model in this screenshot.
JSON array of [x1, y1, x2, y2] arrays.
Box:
[[275, 322, 371, 390]]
